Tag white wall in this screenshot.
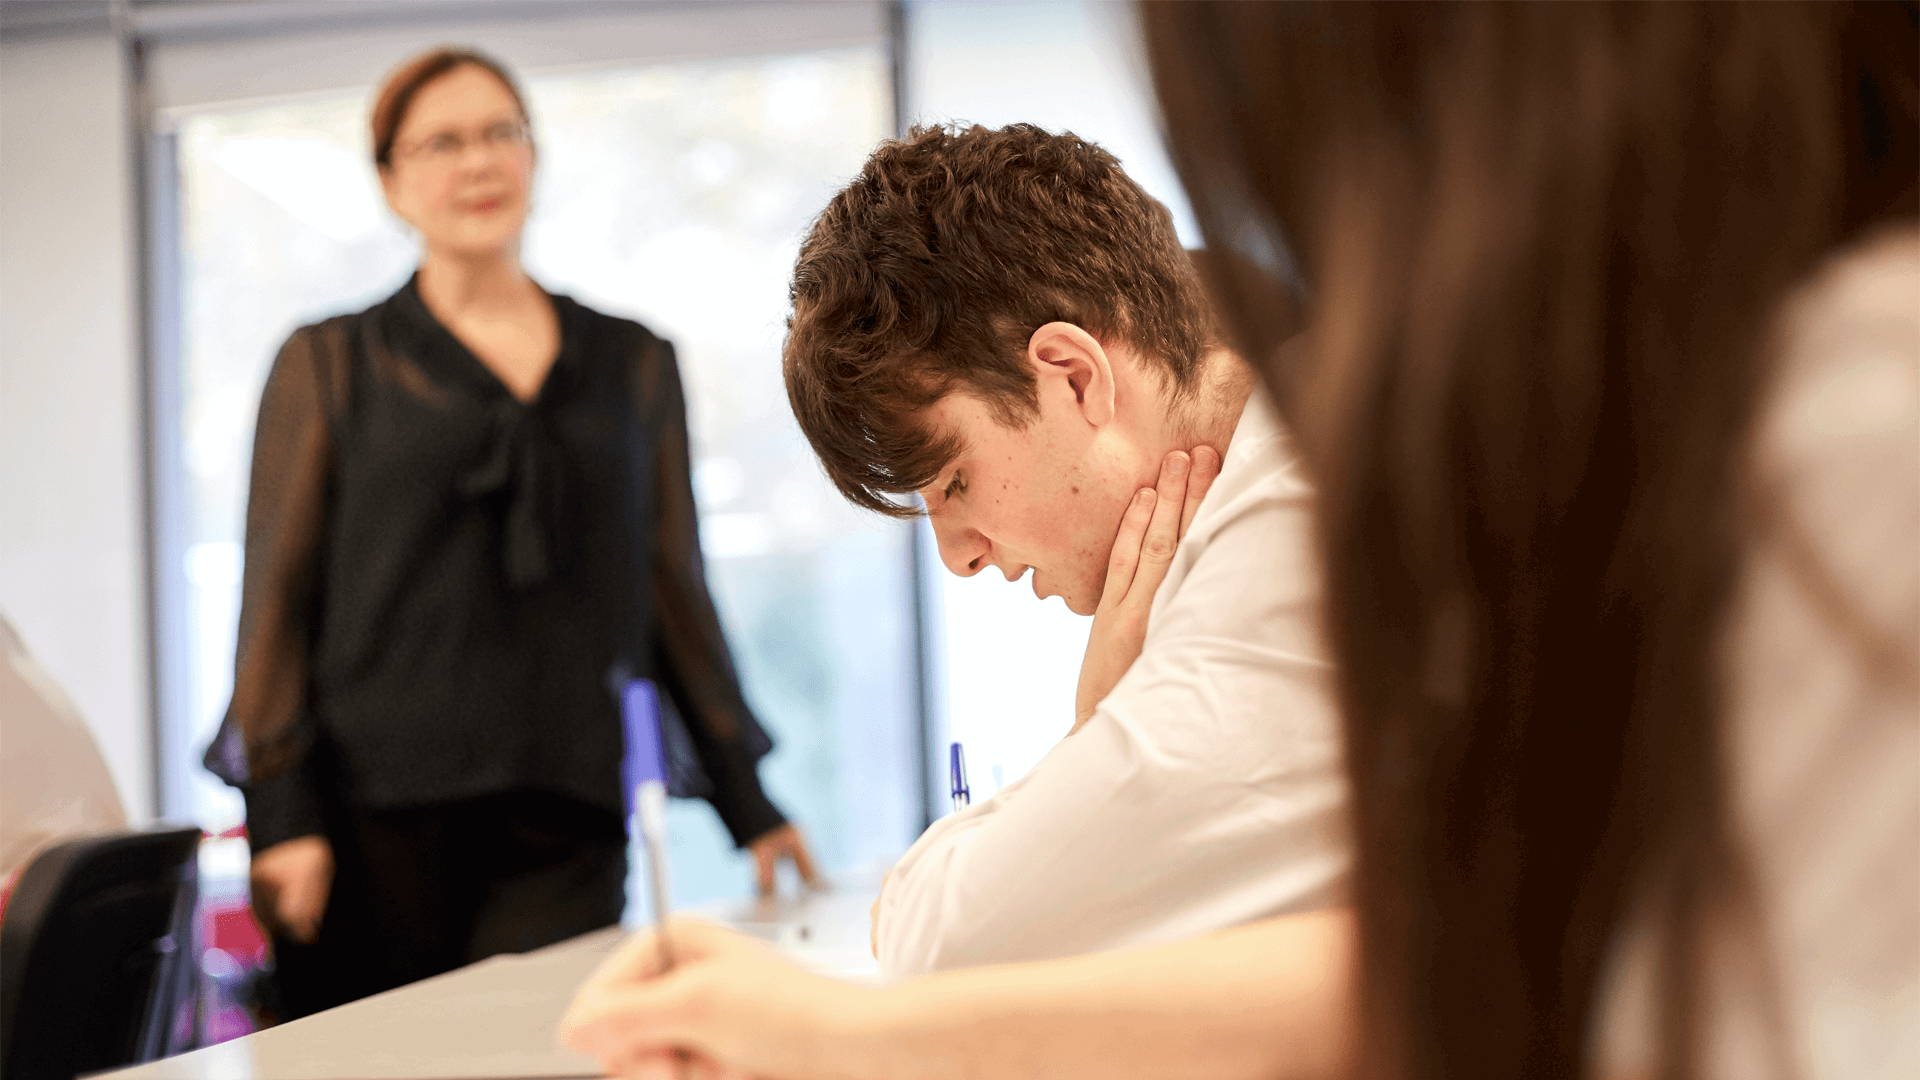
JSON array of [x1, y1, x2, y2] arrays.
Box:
[[0, 31, 153, 820]]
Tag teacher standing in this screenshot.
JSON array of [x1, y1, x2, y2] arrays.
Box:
[[204, 47, 817, 1019]]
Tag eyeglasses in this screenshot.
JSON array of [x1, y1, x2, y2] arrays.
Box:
[[394, 119, 530, 166]]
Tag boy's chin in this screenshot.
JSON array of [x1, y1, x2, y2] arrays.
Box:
[[1036, 565, 1102, 615]]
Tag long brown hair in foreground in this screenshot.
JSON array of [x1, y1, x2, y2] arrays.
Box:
[[1144, 3, 1918, 1079]]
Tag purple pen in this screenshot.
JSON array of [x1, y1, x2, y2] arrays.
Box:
[[949, 741, 970, 813], [622, 679, 674, 968]]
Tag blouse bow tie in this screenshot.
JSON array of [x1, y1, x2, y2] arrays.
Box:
[[457, 399, 574, 589]]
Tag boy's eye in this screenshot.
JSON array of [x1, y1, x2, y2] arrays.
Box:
[[944, 472, 966, 500]]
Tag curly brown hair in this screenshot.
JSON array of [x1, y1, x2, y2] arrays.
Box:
[[783, 123, 1216, 517]]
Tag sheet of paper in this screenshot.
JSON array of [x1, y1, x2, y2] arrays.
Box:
[[696, 885, 882, 987]]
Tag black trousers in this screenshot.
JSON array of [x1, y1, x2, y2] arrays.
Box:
[[267, 789, 626, 1020]]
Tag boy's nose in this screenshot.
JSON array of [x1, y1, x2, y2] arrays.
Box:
[[933, 521, 990, 577]]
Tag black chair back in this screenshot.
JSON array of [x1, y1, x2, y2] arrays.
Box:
[[0, 828, 201, 1080]]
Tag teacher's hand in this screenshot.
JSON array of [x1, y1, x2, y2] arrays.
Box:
[[747, 822, 821, 898], [250, 834, 334, 945]]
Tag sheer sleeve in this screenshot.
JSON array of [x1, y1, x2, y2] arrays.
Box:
[[642, 340, 787, 848], [202, 325, 340, 852]]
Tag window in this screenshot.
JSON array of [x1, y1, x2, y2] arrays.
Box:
[[159, 43, 918, 909]]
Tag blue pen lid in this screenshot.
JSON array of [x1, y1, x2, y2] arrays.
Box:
[[949, 741, 969, 799], [622, 679, 667, 804]]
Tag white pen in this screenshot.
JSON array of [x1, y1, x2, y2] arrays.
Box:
[[637, 777, 673, 967]]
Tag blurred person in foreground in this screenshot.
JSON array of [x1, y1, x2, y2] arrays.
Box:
[[560, 4, 1917, 1079], [203, 47, 817, 1020], [0, 613, 127, 910], [786, 123, 1349, 978]]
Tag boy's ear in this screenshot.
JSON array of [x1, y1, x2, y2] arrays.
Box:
[[1027, 322, 1116, 427]]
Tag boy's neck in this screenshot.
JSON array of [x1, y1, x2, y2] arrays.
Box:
[[1174, 348, 1256, 459]]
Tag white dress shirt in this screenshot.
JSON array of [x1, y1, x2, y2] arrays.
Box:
[[876, 390, 1350, 978], [1596, 227, 1918, 1079]]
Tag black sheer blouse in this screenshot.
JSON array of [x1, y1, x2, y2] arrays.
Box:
[[204, 276, 785, 852]]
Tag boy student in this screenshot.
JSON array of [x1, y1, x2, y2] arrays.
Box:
[[785, 123, 1348, 977]]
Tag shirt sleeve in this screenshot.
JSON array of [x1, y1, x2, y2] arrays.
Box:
[[641, 339, 787, 848], [204, 326, 338, 854], [875, 461, 1350, 978], [1718, 231, 1919, 1079], [1591, 230, 1920, 1080]]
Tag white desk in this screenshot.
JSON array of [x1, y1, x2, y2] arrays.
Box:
[[97, 885, 879, 1080]]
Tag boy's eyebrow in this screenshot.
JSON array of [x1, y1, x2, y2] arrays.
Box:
[[910, 416, 968, 488]]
